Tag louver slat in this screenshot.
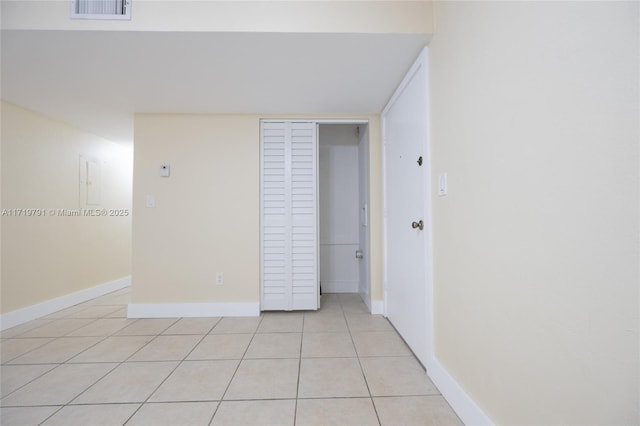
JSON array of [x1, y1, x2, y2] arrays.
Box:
[[71, 0, 131, 20]]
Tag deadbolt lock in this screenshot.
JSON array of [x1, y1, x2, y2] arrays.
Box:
[[411, 220, 424, 231]]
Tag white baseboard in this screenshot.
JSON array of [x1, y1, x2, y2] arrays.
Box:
[[127, 302, 260, 318], [0, 276, 131, 331], [370, 299, 384, 315], [427, 356, 494, 426]]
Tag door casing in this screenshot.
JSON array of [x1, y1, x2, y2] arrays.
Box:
[[260, 119, 371, 311]]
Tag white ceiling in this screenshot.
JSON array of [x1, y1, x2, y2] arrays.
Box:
[[1, 30, 428, 144]]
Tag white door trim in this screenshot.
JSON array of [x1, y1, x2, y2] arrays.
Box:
[[260, 118, 372, 311], [382, 47, 435, 367]]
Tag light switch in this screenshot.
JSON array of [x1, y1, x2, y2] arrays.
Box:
[[146, 195, 155, 207], [438, 173, 448, 196]]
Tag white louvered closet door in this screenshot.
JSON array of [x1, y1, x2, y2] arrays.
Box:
[[261, 121, 318, 311]]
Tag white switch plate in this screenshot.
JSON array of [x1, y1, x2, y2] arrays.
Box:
[[216, 272, 224, 285], [146, 195, 155, 207], [438, 173, 448, 196], [160, 164, 170, 177]]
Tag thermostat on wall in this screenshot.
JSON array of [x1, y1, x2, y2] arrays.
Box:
[[160, 164, 170, 177]]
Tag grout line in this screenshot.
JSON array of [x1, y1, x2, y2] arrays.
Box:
[[1, 288, 135, 424], [4, 292, 434, 425], [0, 364, 59, 403], [293, 312, 305, 425], [37, 292, 134, 420], [1, 338, 57, 364], [33, 404, 66, 425], [342, 296, 383, 426], [1, 332, 115, 400], [207, 314, 265, 425], [122, 325, 212, 425]]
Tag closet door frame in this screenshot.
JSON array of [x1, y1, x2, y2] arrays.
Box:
[[260, 119, 369, 312]]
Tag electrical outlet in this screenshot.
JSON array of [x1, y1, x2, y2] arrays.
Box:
[[216, 272, 224, 285]]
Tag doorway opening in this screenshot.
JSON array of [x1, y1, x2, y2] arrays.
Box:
[[317, 123, 371, 310]]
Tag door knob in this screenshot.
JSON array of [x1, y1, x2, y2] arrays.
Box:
[[411, 220, 424, 230]]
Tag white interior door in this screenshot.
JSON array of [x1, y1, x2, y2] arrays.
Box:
[[261, 121, 319, 311], [383, 48, 431, 366]]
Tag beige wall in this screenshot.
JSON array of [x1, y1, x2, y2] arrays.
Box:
[[132, 114, 382, 305], [429, 1, 639, 424], [1, 102, 132, 314], [2, 0, 433, 34]]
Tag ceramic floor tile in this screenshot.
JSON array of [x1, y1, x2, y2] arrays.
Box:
[[351, 331, 412, 357], [374, 395, 464, 426], [127, 335, 202, 361], [8, 337, 103, 364], [69, 335, 153, 363], [211, 399, 295, 426], [295, 398, 379, 426], [96, 294, 131, 305], [337, 293, 364, 304], [0, 293, 462, 426], [67, 318, 135, 336], [72, 361, 178, 404], [320, 294, 340, 304], [0, 320, 53, 338], [42, 305, 88, 319], [301, 332, 356, 358], [298, 358, 369, 398], [244, 333, 301, 359], [360, 357, 439, 396], [162, 317, 221, 335], [256, 313, 303, 333], [345, 314, 394, 332], [1, 363, 117, 406], [0, 338, 53, 363], [302, 312, 348, 333], [342, 304, 369, 314], [18, 319, 96, 338], [316, 302, 343, 314], [149, 360, 239, 402], [224, 359, 299, 400], [126, 402, 217, 426], [40, 403, 140, 426], [72, 305, 123, 318], [187, 334, 252, 360], [315, 297, 343, 311], [339, 295, 369, 314], [115, 318, 178, 336], [0, 364, 57, 397], [105, 307, 128, 318], [84, 288, 129, 303], [210, 317, 262, 334], [0, 406, 61, 426]]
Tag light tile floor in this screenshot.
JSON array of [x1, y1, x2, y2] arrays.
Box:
[[0, 289, 463, 426]]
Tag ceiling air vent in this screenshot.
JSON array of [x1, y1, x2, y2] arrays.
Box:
[[71, 0, 131, 20]]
